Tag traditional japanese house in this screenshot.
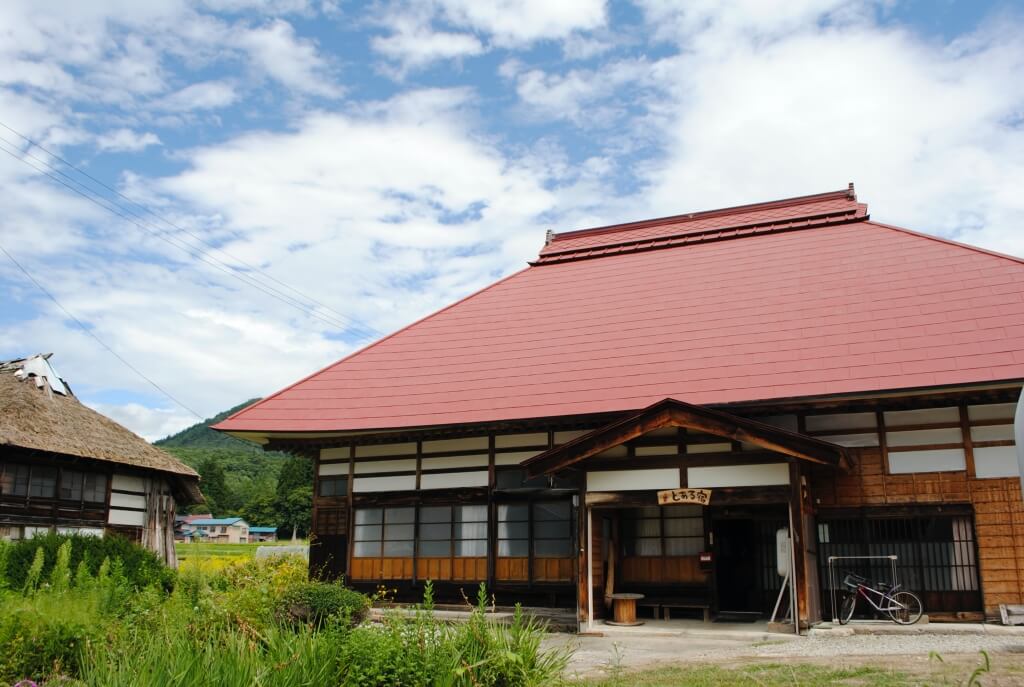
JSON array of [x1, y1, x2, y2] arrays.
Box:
[[216, 187, 1024, 628], [0, 354, 202, 565]]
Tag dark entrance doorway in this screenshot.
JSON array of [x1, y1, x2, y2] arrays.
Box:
[[714, 519, 758, 613], [712, 510, 788, 616]]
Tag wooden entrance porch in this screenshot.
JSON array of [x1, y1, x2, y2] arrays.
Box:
[[522, 397, 851, 632]]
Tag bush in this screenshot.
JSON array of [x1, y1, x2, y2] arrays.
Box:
[[1, 532, 173, 591], [276, 580, 370, 628], [0, 590, 101, 683]]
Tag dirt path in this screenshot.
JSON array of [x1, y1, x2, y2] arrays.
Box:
[[550, 630, 1024, 683]]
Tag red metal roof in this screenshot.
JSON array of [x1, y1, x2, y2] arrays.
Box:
[[216, 188, 1024, 434]]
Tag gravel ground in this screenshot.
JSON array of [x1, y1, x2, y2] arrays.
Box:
[[747, 632, 1024, 658], [552, 629, 1024, 677]]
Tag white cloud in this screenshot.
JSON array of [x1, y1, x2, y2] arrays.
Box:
[[156, 80, 238, 111], [90, 401, 196, 442], [233, 19, 341, 97], [502, 57, 655, 128], [438, 0, 607, 46], [371, 0, 608, 74], [95, 128, 163, 152], [631, 4, 1024, 257], [371, 13, 484, 75]]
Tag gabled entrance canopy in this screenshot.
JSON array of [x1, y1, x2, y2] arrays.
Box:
[[523, 398, 852, 478]]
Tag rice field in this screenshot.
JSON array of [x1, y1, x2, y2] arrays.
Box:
[[175, 541, 303, 572]]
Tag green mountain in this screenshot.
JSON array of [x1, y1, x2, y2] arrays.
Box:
[[154, 399, 298, 523], [155, 399, 259, 449]]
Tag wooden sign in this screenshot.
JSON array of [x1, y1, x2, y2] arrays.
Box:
[[657, 488, 712, 506]]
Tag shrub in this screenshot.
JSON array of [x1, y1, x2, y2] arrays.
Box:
[[2, 532, 173, 592], [276, 580, 370, 628], [0, 590, 101, 683]]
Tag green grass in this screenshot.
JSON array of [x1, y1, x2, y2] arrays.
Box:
[[175, 541, 299, 558], [582, 663, 921, 686]]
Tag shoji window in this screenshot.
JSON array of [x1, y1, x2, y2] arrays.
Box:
[[623, 505, 704, 556], [353, 507, 414, 557], [533, 501, 573, 558]]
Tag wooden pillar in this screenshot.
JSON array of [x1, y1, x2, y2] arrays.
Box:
[[577, 498, 588, 627], [788, 460, 809, 629]]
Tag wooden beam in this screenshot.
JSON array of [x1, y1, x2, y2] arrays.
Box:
[[524, 398, 850, 478]]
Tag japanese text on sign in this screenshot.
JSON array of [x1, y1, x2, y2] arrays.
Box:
[[657, 488, 712, 506]]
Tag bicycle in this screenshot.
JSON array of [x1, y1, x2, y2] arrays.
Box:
[[838, 572, 923, 625]]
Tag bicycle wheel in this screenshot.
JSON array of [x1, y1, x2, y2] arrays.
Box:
[[887, 591, 923, 625], [839, 593, 856, 625]]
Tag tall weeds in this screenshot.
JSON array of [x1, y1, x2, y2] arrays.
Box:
[[0, 537, 573, 687]]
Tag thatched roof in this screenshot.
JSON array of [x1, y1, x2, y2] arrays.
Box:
[[0, 355, 201, 502]]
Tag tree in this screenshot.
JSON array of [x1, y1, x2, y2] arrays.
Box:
[[239, 480, 278, 527], [275, 456, 313, 538], [197, 457, 235, 516]]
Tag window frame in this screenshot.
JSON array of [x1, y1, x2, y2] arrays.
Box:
[[621, 505, 705, 557]]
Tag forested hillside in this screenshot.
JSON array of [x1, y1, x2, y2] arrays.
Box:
[[155, 400, 312, 536]]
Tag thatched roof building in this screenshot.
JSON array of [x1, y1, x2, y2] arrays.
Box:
[[0, 355, 201, 502], [1, 354, 201, 564]]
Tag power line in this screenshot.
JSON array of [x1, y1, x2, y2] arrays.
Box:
[[0, 242, 205, 420], [0, 137, 381, 338], [0, 122, 385, 339]]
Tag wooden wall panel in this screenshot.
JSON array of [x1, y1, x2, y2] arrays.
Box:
[[811, 450, 1024, 618], [496, 557, 529, 581], [620, 556, 708, 584], [350, 557, 414, 580], [534, 558, 574, 582]]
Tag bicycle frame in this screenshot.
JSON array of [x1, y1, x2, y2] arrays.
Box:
[[851, 583, 907, 614]]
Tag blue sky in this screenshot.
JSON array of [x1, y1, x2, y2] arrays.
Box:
[[1, 0, 1022, 440]]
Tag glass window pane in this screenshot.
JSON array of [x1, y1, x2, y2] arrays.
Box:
[[633, 538, 662, 556], [2, 463, 29, 496], [664, 538, 703, 556], [498, 522, 529, 539], [383, 540, 414, 557], [495, 470, 525, 489], [319, 477, 347, 497], [355, 508, 383, 525], [456, 539, 487, 557], [534, 501, 570, 521], [418, 523, 451, 540], [635, 519, 661, 537], [664, 504, 702, 517], [386, 507, 415, 524], [354, 524, 382, 542], [499, 540, 529, 557], [455, 522, 487, 539], [418, 540, 450, 556], [664, 518, 702, 537], [535, 521, 568, 538], [498, 504, 528, 521], [455, 505, 487, 522], [383, 523, 414, 541], [83, 473, 106, 503], [29, 467, 57, 498], [60, 470, 84, 500], [534, 539, 572, 557], [419, 506, 451, 523], [353, 541, 380, 557]]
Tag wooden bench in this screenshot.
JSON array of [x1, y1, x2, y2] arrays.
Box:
[[637, 596, 712, 623]]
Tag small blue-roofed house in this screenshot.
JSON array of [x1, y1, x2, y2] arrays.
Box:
[[249, 526, 278, 543], [189, 517, 250, 543]]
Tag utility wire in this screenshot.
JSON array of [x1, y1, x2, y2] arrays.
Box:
[[0, 242, 205, 420], [0, 122, 384, 339], [0, 138, 380, 338]]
